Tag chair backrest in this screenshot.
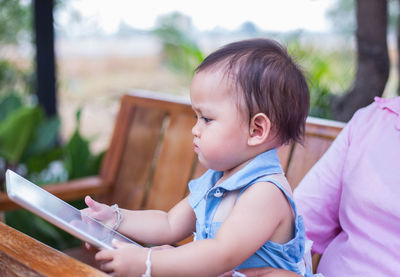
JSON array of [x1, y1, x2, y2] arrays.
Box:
[[100, 91, 205, 211], [99, 91, 345, 211], [285, 117, 345, 189]]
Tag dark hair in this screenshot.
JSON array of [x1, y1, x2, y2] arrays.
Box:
[[195, 38, 310, 145]]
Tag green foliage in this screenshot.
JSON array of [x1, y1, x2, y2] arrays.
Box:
[[0, 94, 61, 175], [0, 93, 104, 250], [151, 10, 356, 120], [0, 0, 31, 44], [153, 12, 204, 80], [64, 109, 104, 180], [0, 105, 43, 163], [0, 0, 103, 251], [5, 197, 90, 251], [5, 209, 82, 250], [0, 92, 22, 121], [287, 38, 355, 119], [0, 60, 34, 98]]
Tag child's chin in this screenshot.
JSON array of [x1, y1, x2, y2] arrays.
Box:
[[198, 157, 210, 168]]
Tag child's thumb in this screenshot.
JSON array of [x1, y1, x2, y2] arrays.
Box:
[[85, 195, 101, 210]]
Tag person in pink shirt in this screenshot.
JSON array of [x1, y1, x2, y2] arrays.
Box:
[[225, 97, 399, 277], [294, 96, 400, 276]]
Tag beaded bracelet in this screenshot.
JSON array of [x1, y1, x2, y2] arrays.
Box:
[[110, 204, 123, 231], [142, 248, 152, 277]]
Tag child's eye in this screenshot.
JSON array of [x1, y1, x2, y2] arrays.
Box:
[[193, 114, 212, 123], [201, 116, 212, 123]]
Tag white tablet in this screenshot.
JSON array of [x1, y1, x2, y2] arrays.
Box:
[[6, 169, 140, 250]]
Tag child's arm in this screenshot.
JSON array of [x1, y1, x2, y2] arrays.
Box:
[[117, 197, 196, 244], [96, 181, 292, 276], [83, 195, 196, 245]]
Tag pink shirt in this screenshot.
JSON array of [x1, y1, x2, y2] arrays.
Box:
[[294, 97, 400, 277]]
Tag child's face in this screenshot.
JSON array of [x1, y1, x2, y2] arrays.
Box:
[[190, 70, 251, 172]]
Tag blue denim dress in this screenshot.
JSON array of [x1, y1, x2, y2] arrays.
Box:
[[188, 149, 313, 276]]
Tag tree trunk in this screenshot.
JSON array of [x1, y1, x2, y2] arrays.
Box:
[[331, 0, 389, 122], [33, 0, 57, 117]]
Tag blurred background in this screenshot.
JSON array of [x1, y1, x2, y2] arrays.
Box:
[[0, 0, 398, 250]]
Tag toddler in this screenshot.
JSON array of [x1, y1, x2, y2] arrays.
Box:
[[83, 38, 311, 276]]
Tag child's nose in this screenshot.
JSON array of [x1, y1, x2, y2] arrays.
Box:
[[192, 122, 200, 137]]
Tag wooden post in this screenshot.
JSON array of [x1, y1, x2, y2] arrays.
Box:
[[33, 0, 57, 117]]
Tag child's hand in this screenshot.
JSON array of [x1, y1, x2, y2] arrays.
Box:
[[81, 195, 116, 228], [95, 240, 148, 276]]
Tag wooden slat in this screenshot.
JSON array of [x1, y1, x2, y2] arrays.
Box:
[[145, 113, 197, 211], [306, 117, 345, 139], [100, 96, 136, 186], [0, 222, 106, 276], [125, 91, 192, 114], [286, 135, 341, 190], [109, 107, 166, 210], [48, 177, 109, 200], [287, 137, 335, 189], [284, 117, 343, 190]]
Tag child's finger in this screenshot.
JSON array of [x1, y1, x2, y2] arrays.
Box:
[[85, 242, 91, 250], [112, 239, 132, 249], [99, 261, 115, 273], [95, 249, 113, 261], [85, 195, 104, 212], [84, 195, 96, 208]]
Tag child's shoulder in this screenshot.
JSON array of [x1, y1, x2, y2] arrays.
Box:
[[240, 174, 293, 207], [250, 173, 292, 198]]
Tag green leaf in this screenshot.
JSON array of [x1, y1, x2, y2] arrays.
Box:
[[24, 147, 64, 175], [0, 106, 43, 163], [22, 116, 60, 160], [0, 93, 22, 121], [86, 150, 105, 176], [64, 130, 91, 179], [64, 108, 103, 179]]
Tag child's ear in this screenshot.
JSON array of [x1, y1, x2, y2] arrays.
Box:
[[248, 113, 271, 146]]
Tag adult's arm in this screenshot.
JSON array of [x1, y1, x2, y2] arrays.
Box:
[[293, 110, 361, 254]]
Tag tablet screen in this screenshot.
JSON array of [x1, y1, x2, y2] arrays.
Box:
[[6, 169, 140, 250]]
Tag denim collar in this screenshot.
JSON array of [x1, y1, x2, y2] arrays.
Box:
[[188, 148, 282, 207]]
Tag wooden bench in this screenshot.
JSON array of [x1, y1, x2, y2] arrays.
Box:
[[0, 90, 345, 271]]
